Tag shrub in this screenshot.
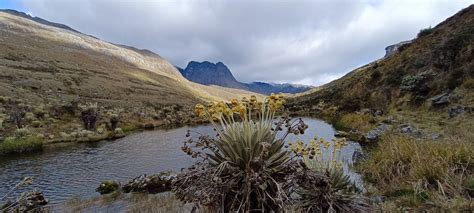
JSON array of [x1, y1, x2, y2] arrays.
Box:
[[417, 27, 434, 38], [24, 112, 35, 122], [33, 106, 46, 119], [110, 114, 119, 130], [0, 136, 43, 156], [462, 78, 474, 89], [384, 69, 404, 86], [9, 103, 25, 128], [447, 68, 465, 90], [96, 181, 120, 195], [400, 75, 421, 91], [291, 169, 367, 212], [173, 94, 308, 211], [14, 128, 31, 138], [31, 120, 42, 128], [80, 103, 99, 130]]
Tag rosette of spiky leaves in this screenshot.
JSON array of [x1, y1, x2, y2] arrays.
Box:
[[291, 168, 367, 212], [288, 137, 368, 212], [174, 94, 307, 212]]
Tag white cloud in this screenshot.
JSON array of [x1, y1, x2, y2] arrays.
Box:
[[18, 0, 474, 85]]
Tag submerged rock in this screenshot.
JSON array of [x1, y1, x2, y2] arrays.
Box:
[[122, 173, 174, 194]]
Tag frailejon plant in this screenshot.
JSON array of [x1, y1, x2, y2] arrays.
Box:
[[288, 137, 368, 212], [172, 94, 308, 211]]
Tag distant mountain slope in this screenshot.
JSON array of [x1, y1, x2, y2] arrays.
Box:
[[0, 10, 260, 108], [178, 61, 312, 95], [289, 4, 474, 114]]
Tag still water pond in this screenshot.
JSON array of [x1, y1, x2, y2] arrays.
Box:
[[0, 118, 362, 204]]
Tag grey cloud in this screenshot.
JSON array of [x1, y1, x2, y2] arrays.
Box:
[[19, 0, 474, 85]]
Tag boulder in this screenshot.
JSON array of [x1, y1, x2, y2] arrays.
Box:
[[398, 124, 424, 138], [430, 92, 450, 107], [122, 173, 174, 194], [365, 123, 390, 142], [430, 133, 442, 140], [374, 110, 383, 117], [448, 105, 465, 118], [352, 149, 367, 163]]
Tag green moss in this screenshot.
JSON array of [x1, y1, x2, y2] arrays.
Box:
[[121, 123, 139, 133], [0, 136, 44, 156]]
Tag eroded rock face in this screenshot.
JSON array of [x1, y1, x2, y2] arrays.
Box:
[[384, 40, 412, 57]]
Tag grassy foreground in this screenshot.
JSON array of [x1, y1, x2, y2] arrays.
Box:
[[359, 135, 473, 211]]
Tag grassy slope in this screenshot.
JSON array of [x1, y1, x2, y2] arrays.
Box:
[[289, 5, 474, 116], [0, 12, 261, 108], [0, 11, 263, 155], [288, 5, 474, 211]]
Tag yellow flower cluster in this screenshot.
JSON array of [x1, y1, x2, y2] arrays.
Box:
[[288, 137, 347, 158], [194, 94, 284, 122], [267, 93, 285, 111]]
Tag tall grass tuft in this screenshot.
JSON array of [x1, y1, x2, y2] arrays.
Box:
[[358, 135, 473, 209]]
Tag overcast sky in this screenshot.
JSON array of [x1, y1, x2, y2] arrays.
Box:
[[3, 0, 473, 85]]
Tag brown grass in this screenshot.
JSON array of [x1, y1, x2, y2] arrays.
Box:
[[358, 134, 473, 210]]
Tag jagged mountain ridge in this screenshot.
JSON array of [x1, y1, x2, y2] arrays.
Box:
[[177, 61, 312, 95]]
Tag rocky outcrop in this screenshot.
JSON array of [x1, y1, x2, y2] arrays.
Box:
[[122, 173, 174, 194], [384, 40, 412, 57], [430, 92, 450, 107], [366, 123, 390, 142]]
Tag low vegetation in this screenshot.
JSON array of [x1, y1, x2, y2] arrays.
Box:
[[0, 135, 43, 155], [333, 113, 375, 132], [358, 134, 473, 210]]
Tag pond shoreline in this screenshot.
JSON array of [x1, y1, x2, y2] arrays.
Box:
[[0, 117, 357, 206]]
